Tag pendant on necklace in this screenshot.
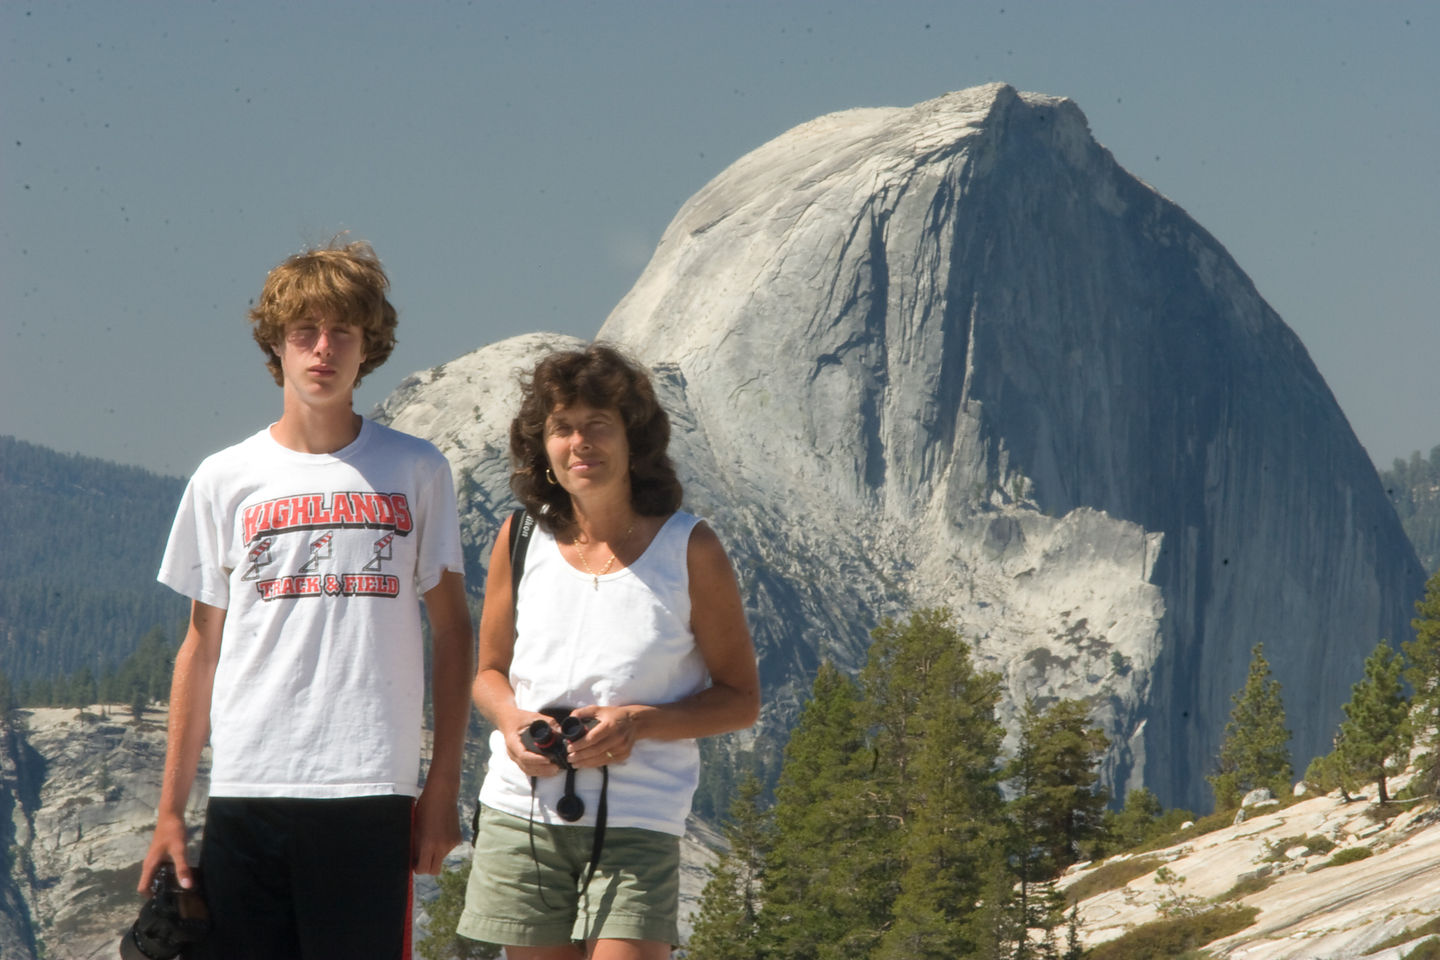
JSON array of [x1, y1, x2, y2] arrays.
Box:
[[591, 575, 599, 591]]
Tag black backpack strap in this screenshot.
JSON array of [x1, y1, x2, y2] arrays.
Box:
[[508, 508, 536, 611]]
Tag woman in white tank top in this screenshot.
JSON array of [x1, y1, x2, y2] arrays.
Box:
[[460, 343, 759, 959]]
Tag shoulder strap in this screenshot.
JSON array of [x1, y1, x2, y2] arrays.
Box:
[[507, 508, 536, 611]]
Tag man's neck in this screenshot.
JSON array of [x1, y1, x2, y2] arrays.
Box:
[[270, 395, 364, 455]]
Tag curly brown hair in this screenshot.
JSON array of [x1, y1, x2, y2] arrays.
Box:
[[248, 239, 398, 387], [510, 343, 682, 534]]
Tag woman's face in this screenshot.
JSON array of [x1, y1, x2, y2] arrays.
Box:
[[544, 401, 630, 496]]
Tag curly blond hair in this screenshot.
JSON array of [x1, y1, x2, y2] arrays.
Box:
[[248, 239, 398, 387]]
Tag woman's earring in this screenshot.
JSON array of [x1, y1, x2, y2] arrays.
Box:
[[545, 467, 558, 486]]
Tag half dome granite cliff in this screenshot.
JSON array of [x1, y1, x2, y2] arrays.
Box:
[[380, 84, 1424, 811]]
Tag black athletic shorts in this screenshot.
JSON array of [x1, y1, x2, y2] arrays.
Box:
[[190, 795, 415, 960]]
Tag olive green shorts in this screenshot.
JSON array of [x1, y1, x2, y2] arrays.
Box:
[[457, 805, 681, 947]]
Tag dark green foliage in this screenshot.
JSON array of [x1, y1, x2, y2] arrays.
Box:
[[1101, 788, 1193, 856], [1219, 871, 1276, 900], [1007, 698, 1110, 877], [687, 775, 769, 960], [1081, 905, 1259, 960], [0, 436, 187, 685], [1208, 643, 1292, 812], [692, 609, 1251, 958], [1374, 916, 1440, 953], [1333, 640, 1410, 803], [760, 659, 877, 960], [1108, 786, 1162, 848], [1063, 856, 1165, 905], [692, 737, 738, 823], [414, 858, 499, 960], [709, 611, 1021, 960], [1006, 699, 1110, 956], [14, 625, 178, 712], [1402, 937, 1440, 960], [104, 626, 177, 718], [1260, 834, 1334, 863], [865, 610, 1006, 960], [1381, 446, 1440, 574], [0, 669, 15, 713], [1404, 569, 1440, 794], [1303, 752, 1346, 797], [1320, 846, 1374, 868]]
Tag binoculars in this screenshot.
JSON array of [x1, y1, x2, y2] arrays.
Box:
[[521, 714, 597, 771]]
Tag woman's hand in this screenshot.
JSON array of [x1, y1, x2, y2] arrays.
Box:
[[564, 704, 643, 768], [502, 711, 568, 778]]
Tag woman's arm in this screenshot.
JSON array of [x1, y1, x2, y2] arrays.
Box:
[[472, 514, 566, 778], [567, 521, 759, 767]]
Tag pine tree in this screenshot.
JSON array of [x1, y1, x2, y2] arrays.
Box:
[[1005, 699, 1109, 957], [1103, 786, 1193, 855], [759, 660, 874, 960], [1403, 570, 1440, 793], [414, 859, 498, 960], [1334, 639, 1411, 803], [687, 775, 769, 960], [869, 610, 1005, 960], [1207, 643, 1293, 811]]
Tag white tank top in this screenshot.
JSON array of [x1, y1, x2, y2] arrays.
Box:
[[479, 511, 708, 836]]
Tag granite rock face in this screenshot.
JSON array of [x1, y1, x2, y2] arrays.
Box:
[[0, 706, 209, 959], [382, 83, 1424, 811], [0, 705, 714, 957]]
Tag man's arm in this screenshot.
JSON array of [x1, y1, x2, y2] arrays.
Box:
[[138, 599, 224, 892], [412, 570, 473, 875]]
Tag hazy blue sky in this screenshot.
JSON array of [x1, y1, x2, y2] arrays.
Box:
[[3, 1, 1435, 478]]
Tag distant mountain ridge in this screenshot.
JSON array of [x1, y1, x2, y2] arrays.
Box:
[[0, 436, 187, 686], [1381, 445, 1440, 574]]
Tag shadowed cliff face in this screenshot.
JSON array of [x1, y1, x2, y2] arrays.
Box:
[[383, 84, 1423, 811]]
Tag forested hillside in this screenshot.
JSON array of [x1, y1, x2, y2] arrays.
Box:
[[0, 436, 187, 688], [1381, 445, 1440, 574]]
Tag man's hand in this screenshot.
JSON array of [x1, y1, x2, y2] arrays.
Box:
[[138, 812, 194, 892], [411, 782, 462, 875]]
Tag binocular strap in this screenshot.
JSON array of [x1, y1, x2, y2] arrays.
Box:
[[525, 766, 609, 909]]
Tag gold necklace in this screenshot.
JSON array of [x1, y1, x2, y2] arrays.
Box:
[[574, 520, 635, 589]]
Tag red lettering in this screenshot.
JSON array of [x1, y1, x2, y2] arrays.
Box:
[[240, 491, 417, 539], [391, 494, 412, 534], [354, 494, 380, 525], [243, 504, 261, 544], [289, 495, 318, 526]]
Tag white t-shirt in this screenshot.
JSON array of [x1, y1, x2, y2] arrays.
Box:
[[158, 418, 464, 799], [479, 511, 709, 836]]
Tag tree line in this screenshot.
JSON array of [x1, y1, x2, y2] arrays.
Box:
[[1381, 443, 1440, 574], [683, 569, 1440, 960], [0, 625, 176, 720], [683, 609, 1179, 960], [0, 435, 187, 684]]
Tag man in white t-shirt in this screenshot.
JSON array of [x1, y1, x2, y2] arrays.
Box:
[[137, 240, 473, 959]]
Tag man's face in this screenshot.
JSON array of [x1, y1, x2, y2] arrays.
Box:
[[276, 311, 366, 401]]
